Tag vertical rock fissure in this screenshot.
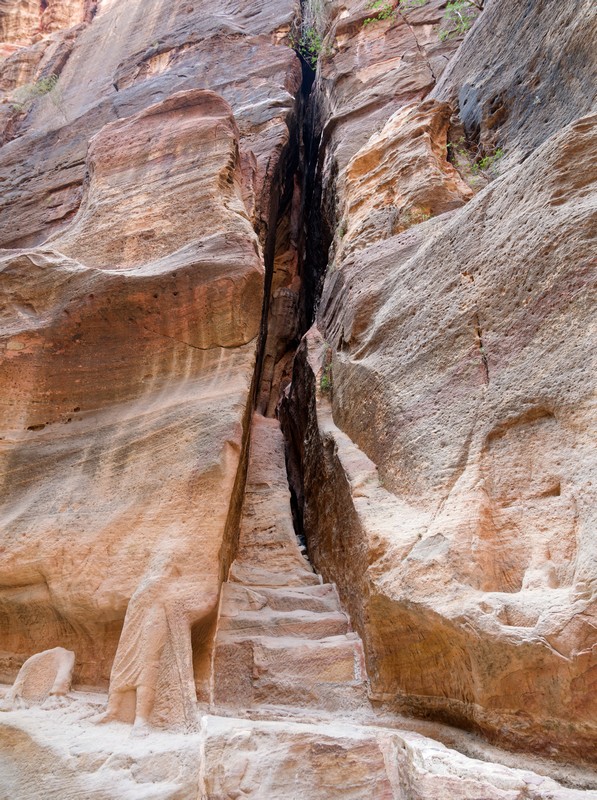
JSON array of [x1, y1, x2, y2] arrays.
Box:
[[254, 59, 322, 419], [209, 48, 373, 718], [254, 49, 332, 552], [221, 0, 341, 584]]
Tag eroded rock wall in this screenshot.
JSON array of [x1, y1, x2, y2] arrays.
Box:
[[282, 0, 597, 762], [0, 0, 596, 782], [0, 0, 302, 727]]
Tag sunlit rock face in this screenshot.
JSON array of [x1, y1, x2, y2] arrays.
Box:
[[0, 0, 596, 792], [0, 89, 263, 710], [0, 0, 300, 724], [282, 0, 597, 762]]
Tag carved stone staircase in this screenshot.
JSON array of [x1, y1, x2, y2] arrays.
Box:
[[212, 414, 369, 717]]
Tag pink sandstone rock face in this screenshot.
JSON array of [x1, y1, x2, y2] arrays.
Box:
[[0, 0, 300, 728], [281, 0, 597, 765], [0, 0, 596, 795]]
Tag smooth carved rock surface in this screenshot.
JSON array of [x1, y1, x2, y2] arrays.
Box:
[[50, 90, 255, 270], [0, 0, 300, 730], [282, 0, 597, 763]]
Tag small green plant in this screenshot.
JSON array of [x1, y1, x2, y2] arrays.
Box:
[[10, 73, 63, 116], [337, 220, 347, 239], [446, 138, 468, 159], [398, 0, 427, 9], [399, 206, 432, 230], [289, 25, 323, 69], [447, 135, 504, 182], [471, 147, 504, 175], [320, 363, 333, 393], [33, 74, 59, 95], [438, 0, 481, 41], [363, 0, 397, 26]]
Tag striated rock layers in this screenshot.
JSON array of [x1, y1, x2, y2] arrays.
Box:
[[282, 0, 597, 763], [0, 0, 596, 794], [0, 0, 300, 729]]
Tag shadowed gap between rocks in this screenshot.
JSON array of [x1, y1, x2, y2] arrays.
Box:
[[251, 42, 331, 553]]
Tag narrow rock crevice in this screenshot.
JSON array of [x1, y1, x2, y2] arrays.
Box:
[[254, 53, 323, 420], [218, 31, 318, 600], [473, 311, 490, 385], [255, 28, 337, 551]]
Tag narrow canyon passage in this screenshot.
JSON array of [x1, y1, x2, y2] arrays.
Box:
[[0, 0, 596, 795], [212, 414, 370, 718]]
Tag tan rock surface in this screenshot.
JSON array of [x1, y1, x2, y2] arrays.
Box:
[[1, 697, 595, 799], [281, 0, 597, 763], [2, 646, 74, 708], [0, 0, 301, 731], [338, 98, 473, 248], [0, 0, 596, 791], [0, 0, 301, 243]]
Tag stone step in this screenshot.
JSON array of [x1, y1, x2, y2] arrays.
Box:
[[251, 634, 366, 683], [232, 544, 315, 576], [228, 562, 322, 587], [217, 609, 350, 640], [213, 633, 369, 714], [221, 582, 344, 614]]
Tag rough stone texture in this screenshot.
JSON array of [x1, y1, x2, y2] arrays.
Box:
[[0, 0, 89, 50], [1, 698, 595, 799], [0, 0, 301, 243], [282, 0, 597, 763], [337, 98, 473, 248], [432, 0, 597, 165], [1, 0, 596, 792], [1, 647, 74, 708], [0, 85, 263, 724]]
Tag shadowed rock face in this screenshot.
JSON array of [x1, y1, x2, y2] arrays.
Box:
[[282, 0, 597, 762]]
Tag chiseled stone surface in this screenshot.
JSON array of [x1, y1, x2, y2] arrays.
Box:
[[213, 415, 369, 717], [0, 0, 300, 243], [1, 647, 74, 708], [337, 98, 473, 249], [1, 698, 595, 799]]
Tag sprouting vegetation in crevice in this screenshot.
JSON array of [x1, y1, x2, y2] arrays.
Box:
[[289, 26, 324, 69], [363, 0, 398, 26], [393, 0, 483, 41], [439, 0, 482, 40], [445, 111, 504, 189], [8, 73, 67, 120], [288, 0, 331, 71]]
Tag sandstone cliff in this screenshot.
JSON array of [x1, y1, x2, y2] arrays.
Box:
[[0, 0, 596, 796], [282, 0, 597, 763]]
